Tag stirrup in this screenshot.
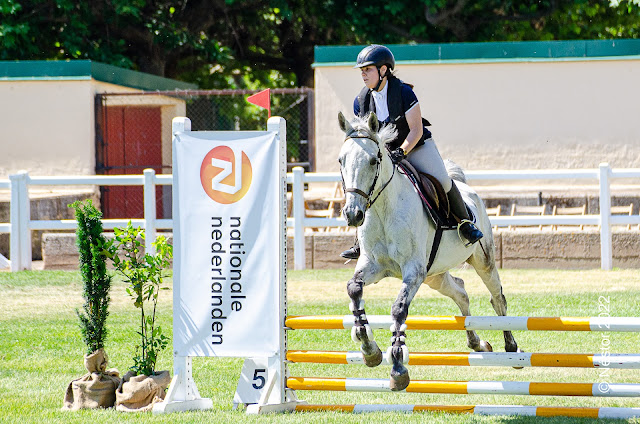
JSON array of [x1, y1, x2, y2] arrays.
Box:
[[340, 245, 360, 260], [457, 219, 483, 246]]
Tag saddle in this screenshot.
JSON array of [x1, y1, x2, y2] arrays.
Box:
[[395, 160, 481, 272], [397, 160, 458, 229]]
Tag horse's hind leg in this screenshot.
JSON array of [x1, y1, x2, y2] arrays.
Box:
[[467, 246, 519, 353], [426, 272, 493, 352], [347, 270, 382, 368]]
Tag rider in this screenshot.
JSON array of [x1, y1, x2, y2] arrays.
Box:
[[340, 44, 483, 260]]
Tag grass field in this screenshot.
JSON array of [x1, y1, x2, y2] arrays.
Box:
[[1, 267, 639, 423]]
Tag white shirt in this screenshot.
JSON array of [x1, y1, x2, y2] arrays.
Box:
[[371, 81, 389, 121]]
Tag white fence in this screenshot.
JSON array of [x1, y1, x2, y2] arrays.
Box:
[[1, 163, 639, 272]]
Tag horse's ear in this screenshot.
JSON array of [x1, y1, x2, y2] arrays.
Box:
[[338, 111, 352, 134], [368, 112, 379, 133]]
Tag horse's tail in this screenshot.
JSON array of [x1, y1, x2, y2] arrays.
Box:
[[444, 159, 467, 184]]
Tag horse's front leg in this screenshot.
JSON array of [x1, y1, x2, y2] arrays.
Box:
[[347, 267, 384, 367], [388, 266, 425, 391]]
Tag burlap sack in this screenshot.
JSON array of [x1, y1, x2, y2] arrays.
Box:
[[115, 370, 171, 412], [62, 348, 121, 411]]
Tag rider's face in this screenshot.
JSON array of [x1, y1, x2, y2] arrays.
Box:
[[360, 65, 387, 90]]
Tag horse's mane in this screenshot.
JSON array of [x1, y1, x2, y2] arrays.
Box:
[[350, 114, 398, 146]]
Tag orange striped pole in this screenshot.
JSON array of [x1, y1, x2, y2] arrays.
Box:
[[286, 350, 640, 368], [293, 404, 640, 419], [284, 315, 640, 332], [286, 377, 640, 397]]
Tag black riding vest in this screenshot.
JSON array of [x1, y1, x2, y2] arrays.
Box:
[[357, 76, 432, 150]]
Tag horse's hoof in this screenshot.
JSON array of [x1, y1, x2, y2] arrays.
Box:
[[390, 367, 410, 391], [479, 340, 493, 352], [513, 347, 525, 369], [362, 342, 382, 367]]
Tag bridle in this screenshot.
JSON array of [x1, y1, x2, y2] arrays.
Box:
[[340, 130, 396, 211]]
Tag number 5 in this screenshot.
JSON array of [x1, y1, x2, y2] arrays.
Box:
[[252, 368, 267, 389]]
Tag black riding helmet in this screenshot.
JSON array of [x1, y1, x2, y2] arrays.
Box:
[[354, 45, 395, 72], [354, 45, 395, 91]]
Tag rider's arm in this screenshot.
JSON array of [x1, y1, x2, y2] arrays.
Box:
[[400, 103, 423, 155]]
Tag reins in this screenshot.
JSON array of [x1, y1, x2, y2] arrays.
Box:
[[341, 131, 396, 210]]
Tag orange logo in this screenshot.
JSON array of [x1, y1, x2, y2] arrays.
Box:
[[200, 146, 252, 204]]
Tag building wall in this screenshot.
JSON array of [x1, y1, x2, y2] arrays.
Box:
[[314, 58, 640, 174], [0, 80, 139, 176], [0, 79, 186, 177]]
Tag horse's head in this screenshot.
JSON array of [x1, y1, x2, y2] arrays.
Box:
[[337, 111, 395, 227]]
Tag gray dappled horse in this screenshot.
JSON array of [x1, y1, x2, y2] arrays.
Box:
[[338, 112, 520, 391]]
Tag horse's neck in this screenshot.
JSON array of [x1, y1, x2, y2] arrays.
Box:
[[369, 158, 420, 220]]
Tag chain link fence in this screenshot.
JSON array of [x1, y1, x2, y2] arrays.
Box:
[[95, 88, 314, 219]]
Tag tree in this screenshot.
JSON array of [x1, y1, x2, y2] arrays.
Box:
[[1, 0, 638, 88], [70, 200, 112, 355], [0, 0, 360, 87]]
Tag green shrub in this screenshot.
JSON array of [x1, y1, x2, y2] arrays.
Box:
[[106, 222, 172, 376], [70, 200, 112, 355]]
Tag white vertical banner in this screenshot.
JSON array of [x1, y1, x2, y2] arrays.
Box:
[[173, 123, 285, 358]]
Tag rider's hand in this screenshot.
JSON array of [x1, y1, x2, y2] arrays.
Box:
[[390, 147, 406, 165]]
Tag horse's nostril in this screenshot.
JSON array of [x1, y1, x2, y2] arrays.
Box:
[[355, 210, 364, 222]]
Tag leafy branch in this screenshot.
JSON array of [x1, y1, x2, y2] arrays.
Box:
[[105, 222, 172, 376]]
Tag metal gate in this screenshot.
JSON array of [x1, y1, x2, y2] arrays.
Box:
[[95, 88, 314, 219]]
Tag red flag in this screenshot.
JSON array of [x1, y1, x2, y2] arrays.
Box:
[[246, 88, 271, 118]]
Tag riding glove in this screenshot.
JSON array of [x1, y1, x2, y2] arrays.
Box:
[[390, 147, 405, 164]]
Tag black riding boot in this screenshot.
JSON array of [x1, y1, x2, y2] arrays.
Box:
[[447, 181, 483, 245], [340, 236, 360, 259]]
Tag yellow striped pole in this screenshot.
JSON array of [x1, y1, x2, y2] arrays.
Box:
[[286, 350, 640, 368], [286, 377, 640, 397], [293, 404, 640, 419], [284, 315, 640, 332]]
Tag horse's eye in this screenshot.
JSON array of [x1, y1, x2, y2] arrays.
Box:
[[369, 157, 378, 166]]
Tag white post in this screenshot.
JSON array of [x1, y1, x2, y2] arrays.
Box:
[[153, 116, 213, 414], [267, 116, 288, 406], [9, 172, 22, 272], [153, 355, 211, 414], [9, 171, 31, 271], [599, 163, 612, 270], [292, 167, 306, 270], [19, 172, 31, 271], [143, 168, 157, 256]]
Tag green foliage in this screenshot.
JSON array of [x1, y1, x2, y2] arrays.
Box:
[[0, 1, 638, 88], [106, 222, 172, 376], [70, 200, 112, 356]]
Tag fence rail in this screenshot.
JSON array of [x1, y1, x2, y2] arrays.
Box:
[[1, 163, 639, 271]]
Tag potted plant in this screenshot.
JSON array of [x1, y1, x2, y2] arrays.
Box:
[[106, 222, 172, 412], [63, 200, 120, 411]]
